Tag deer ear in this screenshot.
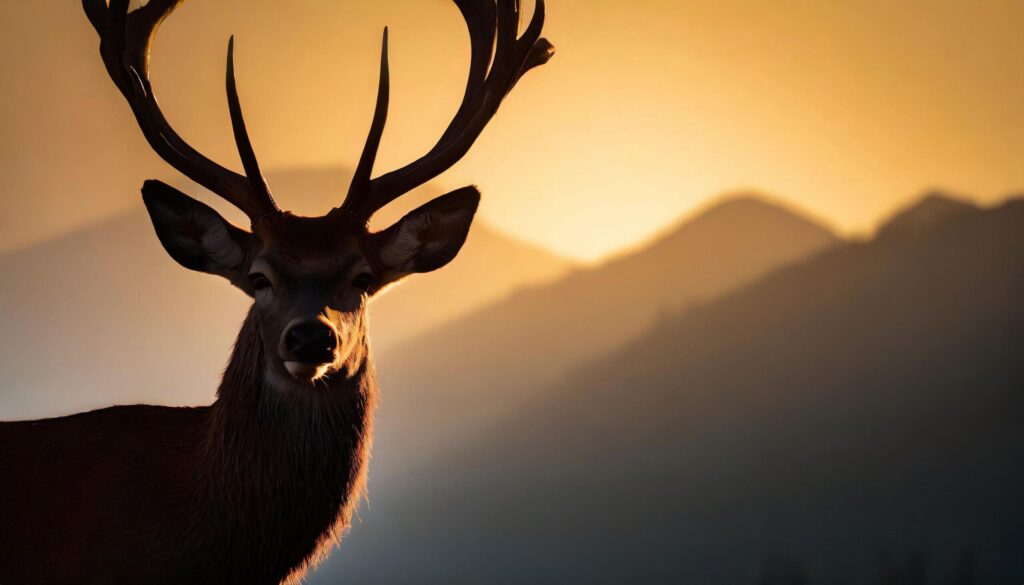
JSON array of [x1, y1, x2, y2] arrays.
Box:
[[373, 186, 480, 282], [141, 180, 255, 288]]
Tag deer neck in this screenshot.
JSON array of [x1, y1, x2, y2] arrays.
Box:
[[194, 307, 377, 577]]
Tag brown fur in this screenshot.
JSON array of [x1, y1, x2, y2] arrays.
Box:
[[0, 308, 376, 584], [0, 174, 473, 585]]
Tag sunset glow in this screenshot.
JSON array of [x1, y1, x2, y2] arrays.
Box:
[[4, 2, 1024, 582], [1, 0, 1022, 261]]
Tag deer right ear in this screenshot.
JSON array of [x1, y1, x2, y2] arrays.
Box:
[[142, 180, 256, 290], [371, 186, 480, 284]]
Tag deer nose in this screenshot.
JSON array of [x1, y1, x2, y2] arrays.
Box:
[[283, 320, 337, 364]]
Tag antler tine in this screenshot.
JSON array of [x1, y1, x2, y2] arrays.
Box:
[[226, 36, 278, 212], [337, 28, 391, 223], [339, 0, 554, 223], [83, 0, 280, 222]]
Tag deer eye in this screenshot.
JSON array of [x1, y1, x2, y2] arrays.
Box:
[[352, 273, 374, 292], [248, 273, 272, 291]]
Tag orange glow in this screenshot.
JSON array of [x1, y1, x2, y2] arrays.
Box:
[[1, 0, 1022, 261]]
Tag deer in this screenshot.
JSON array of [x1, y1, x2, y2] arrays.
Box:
[[0, 1, 553, 583]]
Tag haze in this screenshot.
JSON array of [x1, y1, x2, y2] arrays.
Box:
[[3, 1, 1024, 581], [1, 0, 1022, 261]]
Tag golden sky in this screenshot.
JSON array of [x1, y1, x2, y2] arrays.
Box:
[[1, 0, 1022, 261]]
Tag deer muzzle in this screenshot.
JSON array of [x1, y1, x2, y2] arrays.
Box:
[[280, 318, 338, 380]]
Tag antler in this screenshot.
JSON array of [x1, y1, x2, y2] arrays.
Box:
[[336, 0, 555, 224], [83, 0, 280, 222]]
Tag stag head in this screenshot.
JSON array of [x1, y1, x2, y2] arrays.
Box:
[[83, 0, 554, 385]]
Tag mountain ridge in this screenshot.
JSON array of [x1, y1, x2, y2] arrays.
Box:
[[323, 193, 844, 576], [315, 196, 1024, 583], [876, 190, 979, 240]]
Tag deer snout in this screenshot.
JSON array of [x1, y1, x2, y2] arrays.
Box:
[[280, 318, 338, 379]]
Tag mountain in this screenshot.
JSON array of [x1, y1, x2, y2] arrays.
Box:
[[0, 211, 243, 418], [370, 223, 572, 348], [304, 195, 839, 582], [316, 196, 1024, 583], [877, 191, 977, 240], [369, 195, 840, 468], [0, 167, 572, 419]]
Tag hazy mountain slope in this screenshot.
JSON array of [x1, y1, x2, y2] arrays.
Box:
[[370, 223, 572, 348], [370, 196, 840, 467], [877, 191, 977, 239], [0, 168, 572, 419], [305, 196, 840, 583], [318, 196, 1024, 584], [0, 212, 243, 418]]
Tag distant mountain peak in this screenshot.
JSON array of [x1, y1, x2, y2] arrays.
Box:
[[698, 192, 793, 215], [633, 193, 839, 261], [878, 191, 977, 239], [685, 192, 835, 232]]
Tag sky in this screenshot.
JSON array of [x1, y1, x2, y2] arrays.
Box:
[[0, 0, 1022, 261]]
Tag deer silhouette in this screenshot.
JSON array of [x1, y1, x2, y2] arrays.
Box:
[[0, 0, 553, 583]]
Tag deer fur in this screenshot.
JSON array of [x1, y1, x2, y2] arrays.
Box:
[[0, 308, 375, 584]]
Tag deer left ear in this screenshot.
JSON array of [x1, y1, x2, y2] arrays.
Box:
[[372, 186, 480, 281], [141, 180, 256, 292]]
